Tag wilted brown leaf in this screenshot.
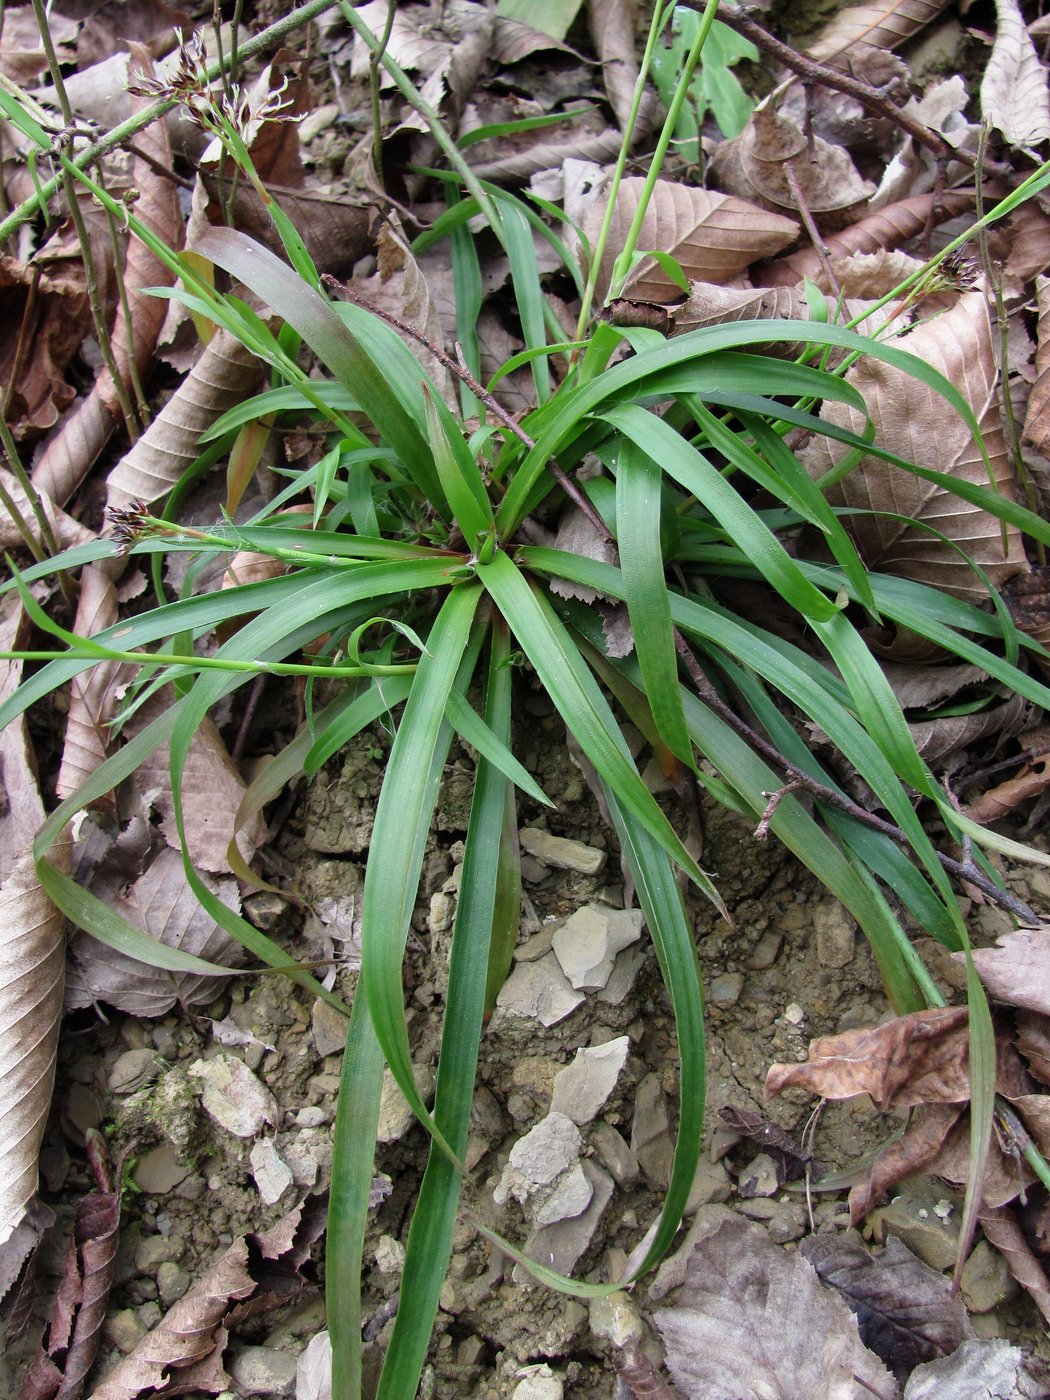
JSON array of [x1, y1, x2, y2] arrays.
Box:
[[801, 1232, 972, 1380], [963, 752, 1050, 824], [55, 567, 128, 810], [711, 91, 874, 224], [978, 1206, 1050, 1326], [801, 290, 1028, 602], [1023, 275, 1050, 457], [587, 0, 637, 130], [766, 1006, 971, 1111], [981, 0, 1050, 150], [956, 926, 1050, 1018], [718, 1104, 811, 1181], [869, 77, 978, 210], [585, 177, 798, 301], [0, 7, 78, 82], [805, 0, 951, 65], [66, 849, 244, 1017], [652, 1214, 897, 1400], [1015, 1009, 1050, 1085], [904, 1339, 1047, 1399], [0, 254, 85, 443], [21, 1133, 119, 1400], [756, 190, 976, 286], [849, 1104, 962, 1223]]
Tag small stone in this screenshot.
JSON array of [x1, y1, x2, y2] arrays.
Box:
[[466, 1086, 506, 1170], [746, 932, 783, 970], [511, 1365, 564, 1400], [684, 1157, 732, 1214], [495, 1113, 583, 1205], [376, 1063, 435, 1144], [428, 890, 454, 934], [250, 1139, 294, 1205], [589, 1291, 644, 1348], [134, 1144, 192, 1196], [242, 891, 294, 934], [228, 1345, 297, 1397], [814, 900, 856, 969], [102, 1308, 146, 1353], [108, 1049, 162, 1095], [312, 1000, 348, 1058], [513, 924, 558, 962], [134, 1235, 179, 1273], [519, 828, 606, 875], [871, 1182, 962, 1272], [783, 1002, 805, 1026], [738, 1153, 781, 1199], [590, 1121, 640, 1186], [767, 1200, 808, 1244], [299, 101, 340, 142], [495, 954, 585, 1026], [961, 1239, 1015, 1313], [156, 1261, 190, 1305], [374, 1234, 405, 1274], [533, 1161, 594, 1227], [550, 1037, 629, 1126], [598, 945, 646, 1006], [709, 973, 744, 1006], [520, 854, 550, 885], [514, 1161, 614, 1283], [552, 906, 643, 992], [295, 1106, 330, 1128], [736, 1197, 778, 1221], [187, 1053, 278, 1137], [283, 1129, 333, 1189], [631, 1074, 673, 1190], [641, 755, 673, 794]]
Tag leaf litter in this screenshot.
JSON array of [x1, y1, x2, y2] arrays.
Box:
[[6, 0, 1050, 1395]]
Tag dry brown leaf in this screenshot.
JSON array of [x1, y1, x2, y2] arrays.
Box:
[[476, 308, 534, 417], [981, 0, 1050, 150], [711, 91, 874, 225], [1015, 1009, 1050, 1085], [805, 0, 952, 65], [0, 472, 93, 555], [21, 1134, 120, 1400], [491, 15, 576, 63], [652, 1214, 897, 1400], [978, 1205, 1050, 1326], [32, 51, 181, 509], [0, 253, 85, 443], [0, 598, 48, 884], [869, 78, 978, 212], [954, 926, 1050, 1018], [0, 844, 67, 1249], [1006, 203, 1050, 283], [88, 1237, 255, 1399], [850, 1103, 962, 1223], [963, 753, 1050, 824], [585, 177, 798, 302], [105, 329, 264, 513], [926, 1109, 1036, 1209], [906, 691, 1028, 767], [587, 0, 637, 130], [765, 1006, 971, 1111], [55, 567, 128, 811], [1023, 275, 1050, 457], [904, 1337, 1047, 1399], [66, 849, 243, 1018], [0, 7, 77, 83], [801, 1232, 973, 1380], [801, 290, 1028, 602], [755, 190, 976, 286], [350, 0, 492, 124], [468, 123, 634, 181]]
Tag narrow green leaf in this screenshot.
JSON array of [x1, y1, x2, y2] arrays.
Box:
[[445, 687, 552, 806], [422, 385, 494, 549]]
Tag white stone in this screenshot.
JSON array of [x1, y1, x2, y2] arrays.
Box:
[[552, 906, 643, 991], [519, 828, 606, 875], [533, 1161, 593, 1227], [249, 1138, 293, 1205], [511, 1365, 564, 1400], [187, 1053, 278, 1137], [494, 1112, 583, 1206], [495, 954, 585, 1026], [376, 1064, 435, 1144], [550, 1037, 630, 1125]]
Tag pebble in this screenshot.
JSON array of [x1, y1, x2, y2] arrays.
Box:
[[738, 1152, 780, 1199], [187, 1053, 278, 1137], [298, 101, 340, 143], [961, 1239, 1015, 1313], [630, 1074, 673, 1190], [511, 1366, 563, 1400], [374, 1234, 406, 1274], [746, 931, 783, 970], [229, 1346, 297, 1397], [495, 1113, 583, 1205], [589, 1291, 645, 1348], [767, 1200, 808, 1244], [242, 891, 294, 934], [533, 1161, 594, 1227], [102, 1308, 146, 1353], [108, 1048, 162, 1095], [495, 955, 585, 1026], [783, 1002, 806, 1026], [311, 1000, 348, 1057], [871, 1182, 962, 1272], [513, 925, 559, 962], [250, 1139, 294, 1205], [514, 1161, 614, 1284], [684, 1157, 732, 1214], [550, 1037, 629, 1125], [134, 1235, 180, 1273], [814, 900, 856, 968], [519, 828, 606, 875], [376, 1063, 435, 1143], [157, 1260, 190, 1305], [589, 1121, 640, 1186], [598, 945, 647, 1006], [133, 1143, 192, 1196], [709, 972, 744, 1006], [552, 906, 643, 991], [466, 1086, 505, 1170]]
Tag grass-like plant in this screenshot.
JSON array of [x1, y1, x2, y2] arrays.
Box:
[[6, 7, 1050, 1395]]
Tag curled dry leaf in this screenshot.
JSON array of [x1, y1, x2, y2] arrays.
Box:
[[652, 1213, 897, 1400], [106, 329, 264, 513], [1015, 1009, 1050, 1086], [805, 0, 952, 65], [587, 0, 638, 131], [977, 1206, 1050, 1327], [468, 122, 637, 182], [849, 1103, 962, 1224], [765, 1006, 971, 1111], [1006, 204, 1050, 284], [963, 751, 1050, 825], [32, 48, 182, 509], [710, 90, 874, 225], [584, 177, 798, 302], [0, 471, 93, 555], [981, 0, 1050, 150], [870, 77, 978, 211], [801, 290, 1028, 602], [0, 6, 77, 83], [55, 566, 128, 809], [801, 1232, 972, 1380], [903, 1337, 1047, 1400], [65, 848, 244, 1017], [1023, 275, 1050, 458], [755, 189, 976, 286], [955, 926, 1050, 1017], [0, 253, 84, 443]]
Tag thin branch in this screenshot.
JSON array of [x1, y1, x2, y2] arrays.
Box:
[[672, 628, 1042, 923]]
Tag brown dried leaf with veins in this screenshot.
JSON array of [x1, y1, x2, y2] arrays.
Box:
[[66, 848, 243, 1018], [981, 0, 1050, 149], [980, 1206, 1050, 1326], [0, 470, 92, 557], [587, 0, 638, 131], [55, 566, 129, 809], [1023, 276, 1050, 457], [963, 753, 1050, 825], [0, 253, 84, 443], [468, 122, 637, 182], [805, 0, 952, 65], [710, 89, 874, 226], [32, 48, 181, 509], [1015, 1010, 1050, 1086], [954, 926, 1050, 1018], [1006, 203, 1050, 284], [652, 1214, 897, 1400], [849, 1103, 962, 1223], [801, 290, 1028, 602], [766, 1006, 971, 1111], [585, 178, 798, 302], [0, 6, 77, 83], [755, 190, 977, 286]]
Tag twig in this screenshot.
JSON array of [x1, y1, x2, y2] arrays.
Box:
[[783, 158, 840, 298], [711, 4, 1012, 179], [321, 276, 615, 543], [671, 628, 1043, 923]]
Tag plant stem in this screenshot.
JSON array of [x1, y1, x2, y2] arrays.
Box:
[[369, 0, 397, 186], [0, 412, 60, 557], [0, 647, 419, 679]]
